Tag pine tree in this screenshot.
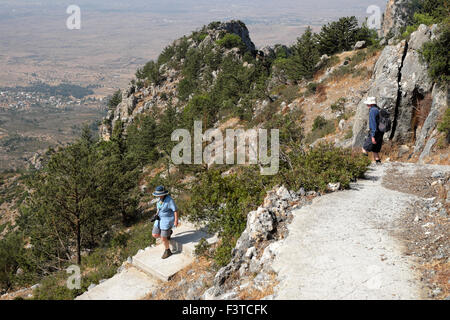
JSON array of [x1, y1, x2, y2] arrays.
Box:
[[316, 16, 361, 55], [292, 27, 320, 79], [20, 128, 122, 266]]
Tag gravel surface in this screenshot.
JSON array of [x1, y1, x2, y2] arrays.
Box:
[[271, 162, 450, 299]]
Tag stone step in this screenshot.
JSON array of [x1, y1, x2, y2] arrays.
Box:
[[75, 266, 158, 300], [169, 221, 218, 258], [75, 221, 218, 299], [132, 245, 193, 282], [131, 221, 217, 282]]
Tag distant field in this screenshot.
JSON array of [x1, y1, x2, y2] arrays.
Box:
[[0, 105, 106, 171]]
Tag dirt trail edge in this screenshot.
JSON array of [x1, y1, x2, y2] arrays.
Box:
[[271, 162, 449, 300]]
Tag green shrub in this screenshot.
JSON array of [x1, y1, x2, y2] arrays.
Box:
[[272, 27, 319, 81], [192, 31, 208, 44], [438, 107, 450, 143], [306, 82, 318, 95], [312, 116, 328, 131], [410, 0, 449, 23], [136, 60, 162, 85], [107, 90, 122, 110], [285, 143, 370, 191], [216, 33, 246, 51], [110, 232, 130, 248], [273, 85, 300, 104], [194, 238, 212, 258], [33, 273, 80, 300], [306, 116, 336, 144], [344, 127, 353, 139], [183, 167, 272, 266], [157, 45, 176, 66], [330, 98, 346, 113], [420, 23, 450, 84]]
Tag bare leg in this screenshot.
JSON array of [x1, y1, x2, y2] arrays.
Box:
[[161, 236, 170, 250], [373, 152, 380, 161]]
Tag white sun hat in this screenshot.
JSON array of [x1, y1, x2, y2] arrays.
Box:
[[363, 96, 377, 105]]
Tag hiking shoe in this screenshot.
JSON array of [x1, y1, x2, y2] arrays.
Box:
[[167, 229, 173, 240], [161, 249, 172, 259]]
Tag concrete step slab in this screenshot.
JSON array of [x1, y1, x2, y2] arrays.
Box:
[[75, 266, 158, 300], [132, 246, 193, 282]]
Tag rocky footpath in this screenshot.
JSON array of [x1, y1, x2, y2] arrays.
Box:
[[382, 163, 450, 299]]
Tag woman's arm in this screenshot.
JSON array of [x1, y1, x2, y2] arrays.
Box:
[[174, 211, 179, 227]]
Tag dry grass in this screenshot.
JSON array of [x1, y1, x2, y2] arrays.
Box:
[[145, 256, 215, 300], [237, 271, 278, 300], [314, 83, 327, 103], [299, 74, 372, 134]]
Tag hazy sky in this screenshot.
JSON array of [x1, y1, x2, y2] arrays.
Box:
[[1, 0, 386, 24]]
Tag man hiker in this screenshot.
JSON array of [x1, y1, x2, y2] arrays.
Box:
[[362, 97, 384, 164], [151, 186, 179, 259]]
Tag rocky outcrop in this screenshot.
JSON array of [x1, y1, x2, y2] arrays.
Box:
[[415, 84, 448, 154], [216, 21, 255, 52], [353, 24, 439, 147], [381, 0, 415, 39], [393, 24, 434, 142], [202, 186, 306, 299], [352, 40, 407, 147], [99, 20, 256, 140]]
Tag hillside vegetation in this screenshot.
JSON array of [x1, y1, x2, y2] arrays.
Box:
[[0, 0, 448, 299]]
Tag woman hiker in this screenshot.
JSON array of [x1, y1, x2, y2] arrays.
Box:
[[362, 96, 384, 164], [151, 186, 179, 259]]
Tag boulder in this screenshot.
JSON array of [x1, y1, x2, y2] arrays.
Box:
[[431, 171, 444, 179], [315, 54, 330, 69], [398, 144, 410, 157], [338, 119, 346, 131], [354, 41, 366, 50], [247, 207, 275, 241], [260, 46, 275, 60], [419, 137, 436, 164], [327, 182, 341, 192]]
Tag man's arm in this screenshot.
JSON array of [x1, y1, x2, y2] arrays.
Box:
[[369, 108, 378, 144], [369, 108, 378, 137]]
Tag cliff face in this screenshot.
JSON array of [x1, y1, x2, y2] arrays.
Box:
[[381, 0, 415, 39], [352, 24, 447, 162]]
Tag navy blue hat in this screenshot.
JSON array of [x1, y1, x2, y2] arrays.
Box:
[[152, 185, 169, 197]]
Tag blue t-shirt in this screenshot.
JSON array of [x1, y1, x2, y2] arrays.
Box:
[[154, 195, 177, 230]]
